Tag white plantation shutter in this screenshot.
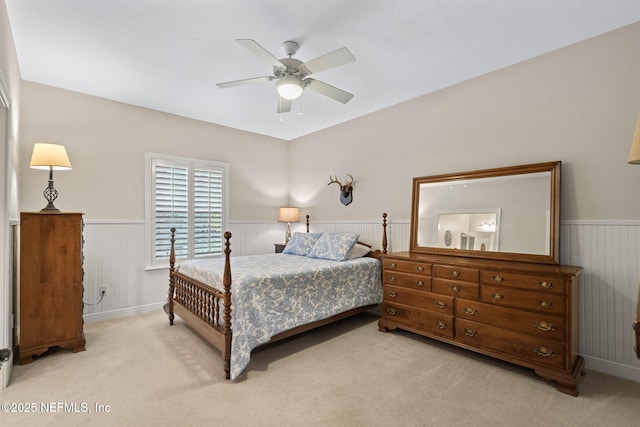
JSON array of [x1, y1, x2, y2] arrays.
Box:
[[193, 168, 224, 257], [154, 162, 189, 259], [146, 153, 228, 267]]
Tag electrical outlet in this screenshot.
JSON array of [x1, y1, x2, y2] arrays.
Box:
[[99, 286, 107, 296]]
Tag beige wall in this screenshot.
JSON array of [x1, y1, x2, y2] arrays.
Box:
[[18, 83, 289, 220], [290, 21, 640, 222]]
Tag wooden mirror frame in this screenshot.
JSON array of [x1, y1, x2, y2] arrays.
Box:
[[410, 161, 561, 264]]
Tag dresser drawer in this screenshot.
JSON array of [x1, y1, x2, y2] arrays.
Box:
[[383, 258, 431, 276], [433, 264, 479, 282], [383, 271, 430, 290], [384, 284, 454, 315], [481, 285, 566, 315], [383, 302, 454, 338], [455, 299, 565, 342], [481, 270, 566, 294], [432, 278, 479, 300], [456, 319, 566, 369]]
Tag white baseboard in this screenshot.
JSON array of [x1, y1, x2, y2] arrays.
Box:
[[583, 355, 640, 384], [83, 302, 165, 323]]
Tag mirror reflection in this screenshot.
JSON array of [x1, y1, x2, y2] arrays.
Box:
[[434, 209, 501, 251], [411, 162, 560, 264]]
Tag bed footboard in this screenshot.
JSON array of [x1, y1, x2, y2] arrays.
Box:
[[167, 228, 233, 379]]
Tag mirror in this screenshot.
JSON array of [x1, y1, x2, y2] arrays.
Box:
[[410, 161, 560, 264]]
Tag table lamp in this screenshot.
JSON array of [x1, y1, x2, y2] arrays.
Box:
[[30, 143, 72, 212], [278, 207, 300, 242]]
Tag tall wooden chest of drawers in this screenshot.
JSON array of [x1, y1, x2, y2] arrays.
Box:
[[378, 251, 584, 396], [17, 212, 86, 364]]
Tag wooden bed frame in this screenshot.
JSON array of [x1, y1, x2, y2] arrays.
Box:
[[167, 213, 388, 379]]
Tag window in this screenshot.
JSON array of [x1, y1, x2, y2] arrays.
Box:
[[145, 153, 228, 268]]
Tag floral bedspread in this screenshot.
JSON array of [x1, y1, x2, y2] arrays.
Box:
[[176, 253, 382, 379]]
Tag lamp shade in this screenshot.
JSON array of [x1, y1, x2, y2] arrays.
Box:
[[30, 143, 72, 170], [278, 207, 300, 223], [629, 113, 640, 164], [276, 76, 303, 100]]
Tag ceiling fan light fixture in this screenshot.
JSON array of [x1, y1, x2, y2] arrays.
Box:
[[276, 75, 303, 100]]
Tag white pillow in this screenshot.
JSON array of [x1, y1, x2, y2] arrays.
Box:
[[346, 243, 371, 260]]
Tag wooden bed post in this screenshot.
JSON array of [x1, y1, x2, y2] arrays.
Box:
[[168, 227, 176, 325], [306, 214, 310, 232], [382, 213, 388, 254], [222, 231, 233, 379]]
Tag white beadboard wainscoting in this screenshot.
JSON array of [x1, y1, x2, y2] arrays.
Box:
[[80, 219, 639, 382], [560, 221, 640, 383]]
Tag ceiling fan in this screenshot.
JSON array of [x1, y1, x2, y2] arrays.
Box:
[[216, 39, 356, 113]]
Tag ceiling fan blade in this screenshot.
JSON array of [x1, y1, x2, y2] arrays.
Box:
[[304, 79, 353, 104], [300, 47, 355, 75], [236, 39, 284, 69], [216, 76, 274, 88], [277, 97, 292, 114]]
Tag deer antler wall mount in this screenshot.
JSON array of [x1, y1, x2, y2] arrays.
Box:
[[328, 174, 354, 206]]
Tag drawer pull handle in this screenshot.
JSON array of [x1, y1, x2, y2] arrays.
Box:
[[387, 308, 398, 316], [388, 276, 396, 282], [389, 262, 397, 269], [464, 328, 478, 337], [450, 270, 460, 278], [451, 286, 461, 293], [492, 293, 504, 301], [416, 280, 425, 287], [434, 300, 447, 309], [463, 306, 478, 316], [435, 321, 448, 330], [535, 320, 555, 332], [538, 300, 553, 309], [492, 275, 504, 283], [535, 346, 555, 358], [416, 266, 425, 272], [388, 291, 398, 298], [537, 281, 553, 290]]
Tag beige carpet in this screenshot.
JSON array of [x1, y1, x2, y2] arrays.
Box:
[[3, 310, 640, 427]]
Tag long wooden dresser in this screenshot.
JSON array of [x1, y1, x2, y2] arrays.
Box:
[[378, 251, 584, 396]]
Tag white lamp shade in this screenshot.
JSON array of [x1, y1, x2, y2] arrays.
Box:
[[629, 112, 640, 164], [278, 207, 300, 223], [30, 143, 72, 170], [276, 76, 303, 100]]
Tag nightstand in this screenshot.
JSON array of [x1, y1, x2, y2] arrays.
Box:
[[274, 243, 286, 253]]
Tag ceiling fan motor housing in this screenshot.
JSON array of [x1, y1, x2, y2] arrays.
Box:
[[274, 57, 305, 79]]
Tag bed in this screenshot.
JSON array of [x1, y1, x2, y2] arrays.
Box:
[[166, 213, 388, 380]]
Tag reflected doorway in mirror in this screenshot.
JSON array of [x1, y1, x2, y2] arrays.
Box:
[[434, 208, 501, 252]]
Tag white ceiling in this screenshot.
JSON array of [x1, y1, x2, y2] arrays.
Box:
[[6, 1, 640, 141]]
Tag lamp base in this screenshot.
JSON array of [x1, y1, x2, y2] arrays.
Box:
[[285, 222, 292, 242], [41, 178, 60, 212], [40, 202, 60, 212]]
